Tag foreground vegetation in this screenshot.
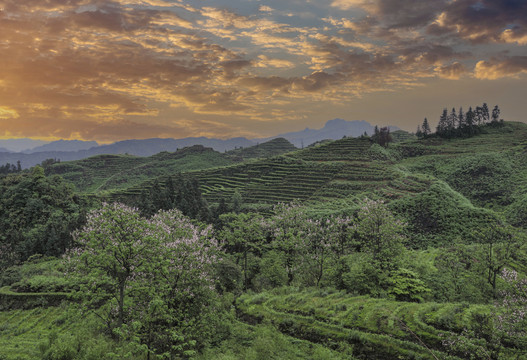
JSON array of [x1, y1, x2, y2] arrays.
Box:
[[2, 120, 527, 359]]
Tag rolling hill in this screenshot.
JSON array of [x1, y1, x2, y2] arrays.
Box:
[[4, 122, 527, 360], [90, 122, 527, 246]]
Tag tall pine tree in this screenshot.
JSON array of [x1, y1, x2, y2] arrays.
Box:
[[436, 108, 448, 136], [422, 118, 431, 136]]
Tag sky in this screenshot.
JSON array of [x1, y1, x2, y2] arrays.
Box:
[[0, 0, 526, 142]]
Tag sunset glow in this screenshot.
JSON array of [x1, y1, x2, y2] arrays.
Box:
[[0, 0, 525, 142]]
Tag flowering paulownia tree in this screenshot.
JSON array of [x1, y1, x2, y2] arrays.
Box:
[[65, 203, 219, 358], [496, 268, 527, 348]]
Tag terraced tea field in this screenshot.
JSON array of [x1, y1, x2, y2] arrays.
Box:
[[107, 136, 429, 207], [0, 307, 68, 359], [237, 289, 518, 359], [48, 147, 235, 193], [56, 122, 527, 217]]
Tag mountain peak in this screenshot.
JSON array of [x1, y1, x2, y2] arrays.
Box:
[[324, 118, 347, 127], [324, 119, 371, 128]]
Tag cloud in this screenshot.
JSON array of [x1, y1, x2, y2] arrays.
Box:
[[331, 0, 372, 11], [427, 0, 527, 44], [255, 55, 295, 69], [0, 0, 524, 141], [436, 62, 467, 80], [500, 28, 527, 45], [0, 107, 19, 119], [474, 57, 527, 80], [332, 0, 448, 29], [259, 5, 274, 13]]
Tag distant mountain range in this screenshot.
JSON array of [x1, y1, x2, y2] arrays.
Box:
[[256, 119, 398, 148], [0, 138, 255, 168], [0, 119, 400, 168], [22, 140, 99, 154], [0, 138, 49, 153]]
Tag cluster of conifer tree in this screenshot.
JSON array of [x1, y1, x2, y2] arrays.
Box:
[[130, 175, 245, 227], [371, 126, 393, 147], [132, 174, 211, 221], [0, 161, 21, 176], [417, 103, 503, 139]]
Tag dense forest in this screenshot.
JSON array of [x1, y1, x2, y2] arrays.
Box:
[[2, 114, 527, 359]]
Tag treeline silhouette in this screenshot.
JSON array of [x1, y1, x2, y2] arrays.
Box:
[[417, 103, 503, 139]]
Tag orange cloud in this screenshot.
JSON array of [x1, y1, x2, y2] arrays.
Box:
[[0, 0, 524, 141], [436, 62, 467, 80], [474, 58, 527, 80]]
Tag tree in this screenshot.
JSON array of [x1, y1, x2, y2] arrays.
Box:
[[475, 106, 483, 125], [437, 108, 448, 136], [268, 202, 308, 285], [231, 189, 243, 214], [303, 215, 352, 287], [434, 245, 481, 302], [68, 203, 157, 330], [218, 212, 265, 289], [457, 107, 465, 130], [481, 103, 490, 123], [67, 203, 220, 358], [387, 268, 430, 302], [372, 126, 392, 147], [466, 106, 475, 136], [495, 268, 527, 349], [0, 166, 84, 260], [213, 197, 229, 224], [422, 118, 431, 136], [131, 175, 211, 222], [474, 223, 519, 298], [416, 125, 423, 138], [448, 107, 458, 136], [491, 105, 501, 124], [0, 162, 22, 176], [355, 198, 405, 272], [146, 209, 219, 357]]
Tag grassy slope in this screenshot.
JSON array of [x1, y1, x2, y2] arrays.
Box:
[[107, 137, 404, 207], [236, 288, 526, 360], [48, 122, 527, 218], [46, 122, 527, 210], [226, 137, 297, 160], [46, 146, 236, 193], [4, 124, 527, 359], [45, 138, 299, 195], [104, 123, 527, 242], [0, 307, 66, 360]]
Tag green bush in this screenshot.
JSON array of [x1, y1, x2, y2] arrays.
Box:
[[339, 253, 384, 296], [391, 180, 499, 247], [253, 251, 288, 291], [438, 153, 514, 207], [387, 268, 430, 302]]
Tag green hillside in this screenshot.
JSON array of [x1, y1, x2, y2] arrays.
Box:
[[55, 123, 527, 214], [226, 137, 297, 160], [235, 287, 527, 360], [45, 145, 235, 193], [3, 122, 527, 359], [45, 138, 299, 194], [107, 123, 526, 207]]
